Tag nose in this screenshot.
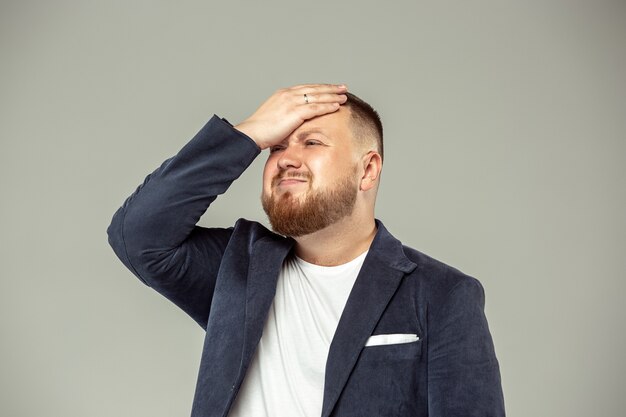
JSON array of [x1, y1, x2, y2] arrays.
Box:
[[276, 143, 302, 170]]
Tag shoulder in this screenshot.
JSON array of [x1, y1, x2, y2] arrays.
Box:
[[400, 244, 485, 310]]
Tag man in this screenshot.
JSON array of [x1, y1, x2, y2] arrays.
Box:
[[107, 84, 505, 416]]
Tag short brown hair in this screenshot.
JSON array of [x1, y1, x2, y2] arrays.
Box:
[[343, 92, 384, 161]]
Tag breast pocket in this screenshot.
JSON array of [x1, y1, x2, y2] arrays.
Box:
[[336, 335, 423, 416], [360, 335, 422, 362]]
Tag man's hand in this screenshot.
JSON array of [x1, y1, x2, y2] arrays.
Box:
[[234, 84, 348, 150]]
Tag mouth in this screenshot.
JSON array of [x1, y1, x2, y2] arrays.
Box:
[[278, 178, 308, 186], [273, 172, 311, 189]]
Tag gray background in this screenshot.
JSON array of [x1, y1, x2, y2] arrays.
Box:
[[1, 1, 624, 416]]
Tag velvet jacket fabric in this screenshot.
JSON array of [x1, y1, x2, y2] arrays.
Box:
[[107, 115, 505, 417]]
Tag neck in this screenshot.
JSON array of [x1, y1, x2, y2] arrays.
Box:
[[293, 213, 377, 266]]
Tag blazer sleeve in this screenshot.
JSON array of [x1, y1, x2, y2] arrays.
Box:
[[427, 276, 506, 417], [106, 115, 261, 329]]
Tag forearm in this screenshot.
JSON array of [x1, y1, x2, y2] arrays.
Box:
[[106, 115, 260, 283]]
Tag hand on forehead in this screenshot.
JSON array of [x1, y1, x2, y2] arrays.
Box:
[[234, 84, 348, 150]]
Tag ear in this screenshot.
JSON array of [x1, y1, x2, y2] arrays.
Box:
[[359, 151, 383, 191]]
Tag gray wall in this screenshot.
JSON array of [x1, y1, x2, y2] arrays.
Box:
[[1, 1, 624, 416]]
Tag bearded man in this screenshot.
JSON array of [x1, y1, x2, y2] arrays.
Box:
[[107, 84, 505, 417]]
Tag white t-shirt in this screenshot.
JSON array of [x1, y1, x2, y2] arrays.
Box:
[[227, 250, 368, 417]]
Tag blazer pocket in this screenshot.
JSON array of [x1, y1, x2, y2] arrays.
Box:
[[364, 333, 419, 347]]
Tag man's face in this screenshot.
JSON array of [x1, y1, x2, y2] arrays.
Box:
[[261, 107, 361, 237]]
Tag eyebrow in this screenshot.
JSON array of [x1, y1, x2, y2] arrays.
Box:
[[295, 129, 331, 141]]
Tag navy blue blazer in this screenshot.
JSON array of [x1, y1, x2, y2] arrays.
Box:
[[107, 115, 505, 417]]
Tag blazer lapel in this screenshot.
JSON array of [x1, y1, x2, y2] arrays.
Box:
[[240, 235, 294, 373], [321, 220, 417, 417]]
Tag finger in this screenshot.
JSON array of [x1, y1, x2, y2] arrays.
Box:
[[289, 83, 325, 89], [297, 92, 347, 106], [290, 83, 347, 95], [289, 83, 345, 89], [297, 102, 342, 121]]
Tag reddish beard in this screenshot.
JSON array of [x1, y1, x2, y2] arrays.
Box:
[[261, 167, 358, 237]]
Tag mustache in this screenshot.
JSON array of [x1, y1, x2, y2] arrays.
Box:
[[272, 171, 312, 186]]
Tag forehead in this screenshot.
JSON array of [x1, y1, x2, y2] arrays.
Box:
[[292, 106, 353, 143]]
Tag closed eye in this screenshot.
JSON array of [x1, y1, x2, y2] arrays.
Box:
[[269, 145, 286, 153], [270, 140, 324, 153]]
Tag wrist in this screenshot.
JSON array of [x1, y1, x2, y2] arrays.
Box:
[[234, 122, 268, 150]]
